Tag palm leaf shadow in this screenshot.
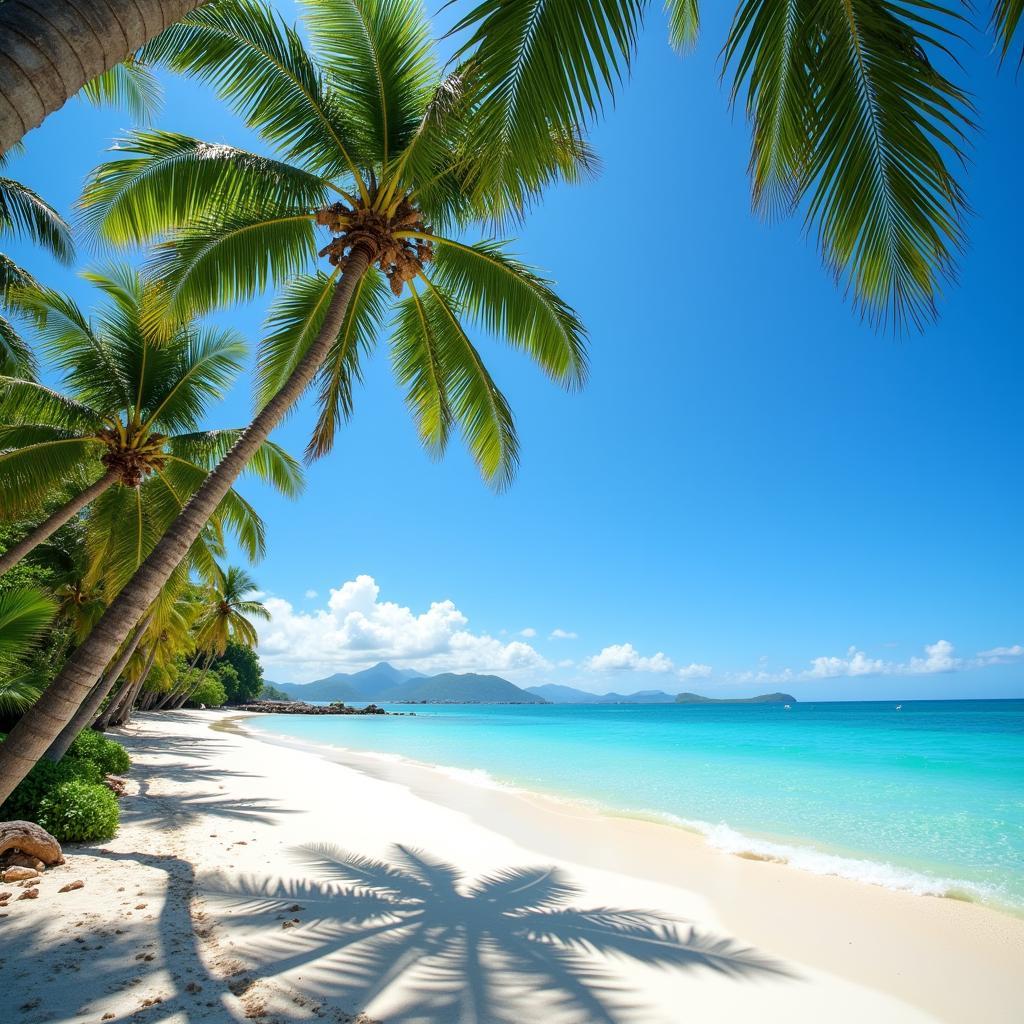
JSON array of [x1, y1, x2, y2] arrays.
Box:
[[203, 842, 795, 1023]]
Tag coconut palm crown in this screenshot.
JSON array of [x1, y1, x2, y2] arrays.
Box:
[[81, 0, 589, 481], [193, 565, 269, 659], [0, 265, 304, 578]]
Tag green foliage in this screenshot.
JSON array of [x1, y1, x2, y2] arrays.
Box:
[[260, 682, 291, 701], [190, 672, 227, 707], [0, 754, 102, 821], [67, 729, 131, 776], [37, 779, 119, 842], [79, 56, 163, 123], [211, 640, 264, 703]]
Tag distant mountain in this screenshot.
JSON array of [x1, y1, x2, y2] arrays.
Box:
[[276, 663, 544, 704], [387, 673, 547, 704], [525, 684, 676, 704], [675, 692, 796, 704]]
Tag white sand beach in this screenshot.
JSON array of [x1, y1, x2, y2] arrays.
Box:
[[1, 710, 1021, 1024]]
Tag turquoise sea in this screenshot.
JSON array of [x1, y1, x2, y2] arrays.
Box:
[[246, 700, 1024, 912]]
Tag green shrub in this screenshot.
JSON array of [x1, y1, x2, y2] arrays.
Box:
[[188, 673, 227, 708], [67, 729, 131, 775], [37, 779, 119, 842], [0, 756, 101, 821]]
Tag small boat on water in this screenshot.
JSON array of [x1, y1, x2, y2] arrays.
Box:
[[895, 704, 902, 711], [784, 704, 791, 710]]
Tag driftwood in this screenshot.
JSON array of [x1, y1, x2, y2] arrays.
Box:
[[0, 820, 64, 865]]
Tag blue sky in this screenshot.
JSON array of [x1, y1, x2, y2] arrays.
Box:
[[4, 2, 1022, 698]]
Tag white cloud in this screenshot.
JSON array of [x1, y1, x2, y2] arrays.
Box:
[[519, 627, 537, 638], [304, 589, 318, 599], [977, 644, 1024, 662], [677, 663, 713, 680], [557, 659, 575, 669], [585, 643, 675, 673], [907, 639, 959, 674], [806, 646, 888, 679], [258, 575, 550, 682], [801, 640, 960, 680], [550, 628, 578, 640]]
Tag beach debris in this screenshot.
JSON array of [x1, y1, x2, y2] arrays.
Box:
[[104, 774, 129, 796], [2, 866, 39, 882], [0, 820, 64, 866], [16, 886, 39, 900], [135, 903, 147, 909], [59, 880, 85, 893]]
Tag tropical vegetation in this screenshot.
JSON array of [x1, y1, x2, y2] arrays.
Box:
[[0, 0, 1020, 815]]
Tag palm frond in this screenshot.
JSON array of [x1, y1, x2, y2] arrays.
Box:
[[992, 0, 1024, 63], [142, 0, 364, 183], [0, 314, 35, 380], [147, 205, 317, 317], [427, 237, 588, 388], [449, 0, 644, 216], [300, 0, 438, 165], [0, 376, 104, 433], [0, 585, 55, 667], [0, 438, 101, 517], [0, 176, 74, 263], [666, 0, 700, 51], [168, 430, 306, 497], [724, 0, 974, 330], [79, 55, 163, 123], [80, 130, 331, 246], [410, 276, 518, 487], [307, 270, 390, 459], [392, 282, 453, 457]]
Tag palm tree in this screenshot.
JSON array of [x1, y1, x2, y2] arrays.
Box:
[[0, 586, 55, 716], [0, 151, 73, 378], [0, 0, 202, 156], [0, 265, 304, 578], [156, 566, 267, 710], [0, 0, 594, 804]]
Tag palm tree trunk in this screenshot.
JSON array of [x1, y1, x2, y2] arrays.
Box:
[[0, 0, 204, 157], [0, 469, 118, 579], [0, 248, 373, 804], [153, 649, 204, 710], [98, 643, 157, 730], [43, 612, 153, 762]]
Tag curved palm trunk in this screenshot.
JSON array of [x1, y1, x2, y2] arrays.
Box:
[[0, 0, 204, 157], [153, 649, 204, 710], [0, 249, 372, 804], [102, 643, 157, 729], [0, 469, 118, 579], [43, 612, 153, 762]]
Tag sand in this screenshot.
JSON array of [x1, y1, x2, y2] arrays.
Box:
[[1, 710, 1021, 1023]]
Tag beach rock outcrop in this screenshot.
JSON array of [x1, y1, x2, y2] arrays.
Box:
[[0, 821, 64, 866], [234, 700, 388, 716]]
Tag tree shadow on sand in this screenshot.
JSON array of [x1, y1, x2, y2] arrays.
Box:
[[206, 843, 796, 1024]]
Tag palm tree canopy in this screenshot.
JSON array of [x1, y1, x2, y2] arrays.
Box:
[[0, 266, 304, 529], [193, 564, 269, 657], [81, 0, 590, 487], [0, 267, 305, 593]]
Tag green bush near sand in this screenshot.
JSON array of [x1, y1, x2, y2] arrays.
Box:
[[37, 779, 119, 842], [0, 730, 129, 840], [67, 729, 132, 776]]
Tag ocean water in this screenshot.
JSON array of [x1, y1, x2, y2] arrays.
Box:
[[245, 700, 1024, 912]]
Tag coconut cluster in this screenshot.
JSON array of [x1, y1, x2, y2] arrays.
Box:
[[97, 429, 167, 488], [315, 199, 434, 296]]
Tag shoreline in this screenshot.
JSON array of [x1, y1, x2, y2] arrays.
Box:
[[3, 711, 1021, 1023], [235, 713, 1020, 917]]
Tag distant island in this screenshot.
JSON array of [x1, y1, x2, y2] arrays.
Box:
[[266, 667, 796, 706], [674, 692, 796, 704], [270, 663, 547, 704]]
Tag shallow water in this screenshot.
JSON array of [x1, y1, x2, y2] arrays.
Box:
[[246, 699, 1024, 911]]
